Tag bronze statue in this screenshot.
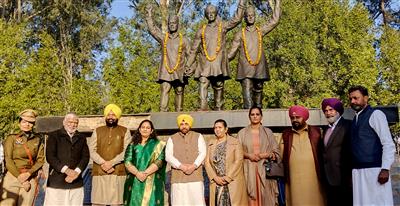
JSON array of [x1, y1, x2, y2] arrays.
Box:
[[228, 1, 281, 109], [186, 0, 246, 111], [145, 6, 190, 112]]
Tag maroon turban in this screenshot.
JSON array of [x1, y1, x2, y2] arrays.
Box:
[[289, 105, 309, 121], [321, 98, 344, 115]]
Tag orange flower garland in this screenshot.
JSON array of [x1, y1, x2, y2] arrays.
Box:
[[163, 32, 183, 74], [201, 22, 222, 62], [242, 26, 262, 66]]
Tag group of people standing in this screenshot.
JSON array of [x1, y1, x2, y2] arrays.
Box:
[[280, 85, 396, 206], [0, 85, 396, 206]]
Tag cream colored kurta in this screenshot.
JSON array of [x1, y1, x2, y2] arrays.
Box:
[[287, 129, 324, 206]]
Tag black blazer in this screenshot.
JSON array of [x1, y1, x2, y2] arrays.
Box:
[[46, 127, 89, 189], [322, 118, 352, 186]]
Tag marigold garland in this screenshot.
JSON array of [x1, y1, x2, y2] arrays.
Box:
[[201, 22, 222, 62], [163, 32, 183, 74], [242, 26, 262, 66]]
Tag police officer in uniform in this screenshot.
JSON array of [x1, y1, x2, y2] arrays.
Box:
[[1, 109, 45, 206]]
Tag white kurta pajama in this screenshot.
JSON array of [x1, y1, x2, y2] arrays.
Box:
[[352, 110, 396, 206], [44, 187, 84, 206], [166, 134, 207, 206]]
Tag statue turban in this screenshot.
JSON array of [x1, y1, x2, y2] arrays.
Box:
[[104, 104, 122, 119], [321, 98, 344, 115], [289, 105, 309, 121], [176, 114, 194, 127]]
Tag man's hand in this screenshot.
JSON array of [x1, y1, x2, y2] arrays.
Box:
[[65, 176, 75, 183], [184, 164, 196, 175], [179, 164, 188, 173], [106, 168, 115, 174], [101, 161, 113, 172], [65, 168, 79, 183], [378, 169, 390, 184], [213, 176, 227, 186], [17, 172, 31, 183]]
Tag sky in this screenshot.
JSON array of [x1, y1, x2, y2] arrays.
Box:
[[110, 0, 224, 18], [110, 0, 132, 18], [110, 0, 400, 19]]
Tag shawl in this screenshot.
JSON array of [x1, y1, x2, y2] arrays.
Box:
[[237, 125, 280, 200]]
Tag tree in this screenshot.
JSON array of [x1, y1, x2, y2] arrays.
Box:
[[263, 0, 377, 108], [0, 1, 114, 137], [29, 0, 115, 111], [102, 20, 160, 113], [375, 25, 400, 105]]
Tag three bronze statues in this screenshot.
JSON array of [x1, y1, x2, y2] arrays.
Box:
[[145, 0, 281, 111]]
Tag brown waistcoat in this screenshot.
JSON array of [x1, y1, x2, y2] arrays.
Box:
[[92, 125, 127, 176], [170, 131, 203, 183]]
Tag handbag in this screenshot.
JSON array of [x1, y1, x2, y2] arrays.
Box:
[[264, 159, 284, 179]]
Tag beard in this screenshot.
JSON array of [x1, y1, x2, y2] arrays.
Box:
[[292, 121, 306, 130], [106, 118, 118, 127], [326, 113, 340, 124], [180, 128, 189, 134], [351, 103, 364, 112]]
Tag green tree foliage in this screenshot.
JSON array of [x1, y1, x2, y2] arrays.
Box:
[[263, 0, 377, 108], [103, 21, 160, 113], [0, 21, 65, 136], [29, 0, 115, 110], [0, 1, 114, 137], [375, 26, 400, 105], [0, 21, 29, 136]]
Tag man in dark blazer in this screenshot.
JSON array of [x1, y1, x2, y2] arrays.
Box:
[[321, 98, 352, 206], [44, 112, 89, 205]]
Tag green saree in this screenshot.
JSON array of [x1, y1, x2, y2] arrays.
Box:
[[123, 138, 166, 206]]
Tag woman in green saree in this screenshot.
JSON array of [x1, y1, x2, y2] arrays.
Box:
[[123, 120, 166, 206]]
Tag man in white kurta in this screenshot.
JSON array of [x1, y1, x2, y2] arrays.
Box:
[[165, 114, 207, 205], [348, 86, 395, 206], [88, 104, 132, 205]]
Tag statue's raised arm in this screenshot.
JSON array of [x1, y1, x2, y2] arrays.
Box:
[[145, 5, 163, 43], [260, 0, 281, 35], [223, 0, 247, 31]]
